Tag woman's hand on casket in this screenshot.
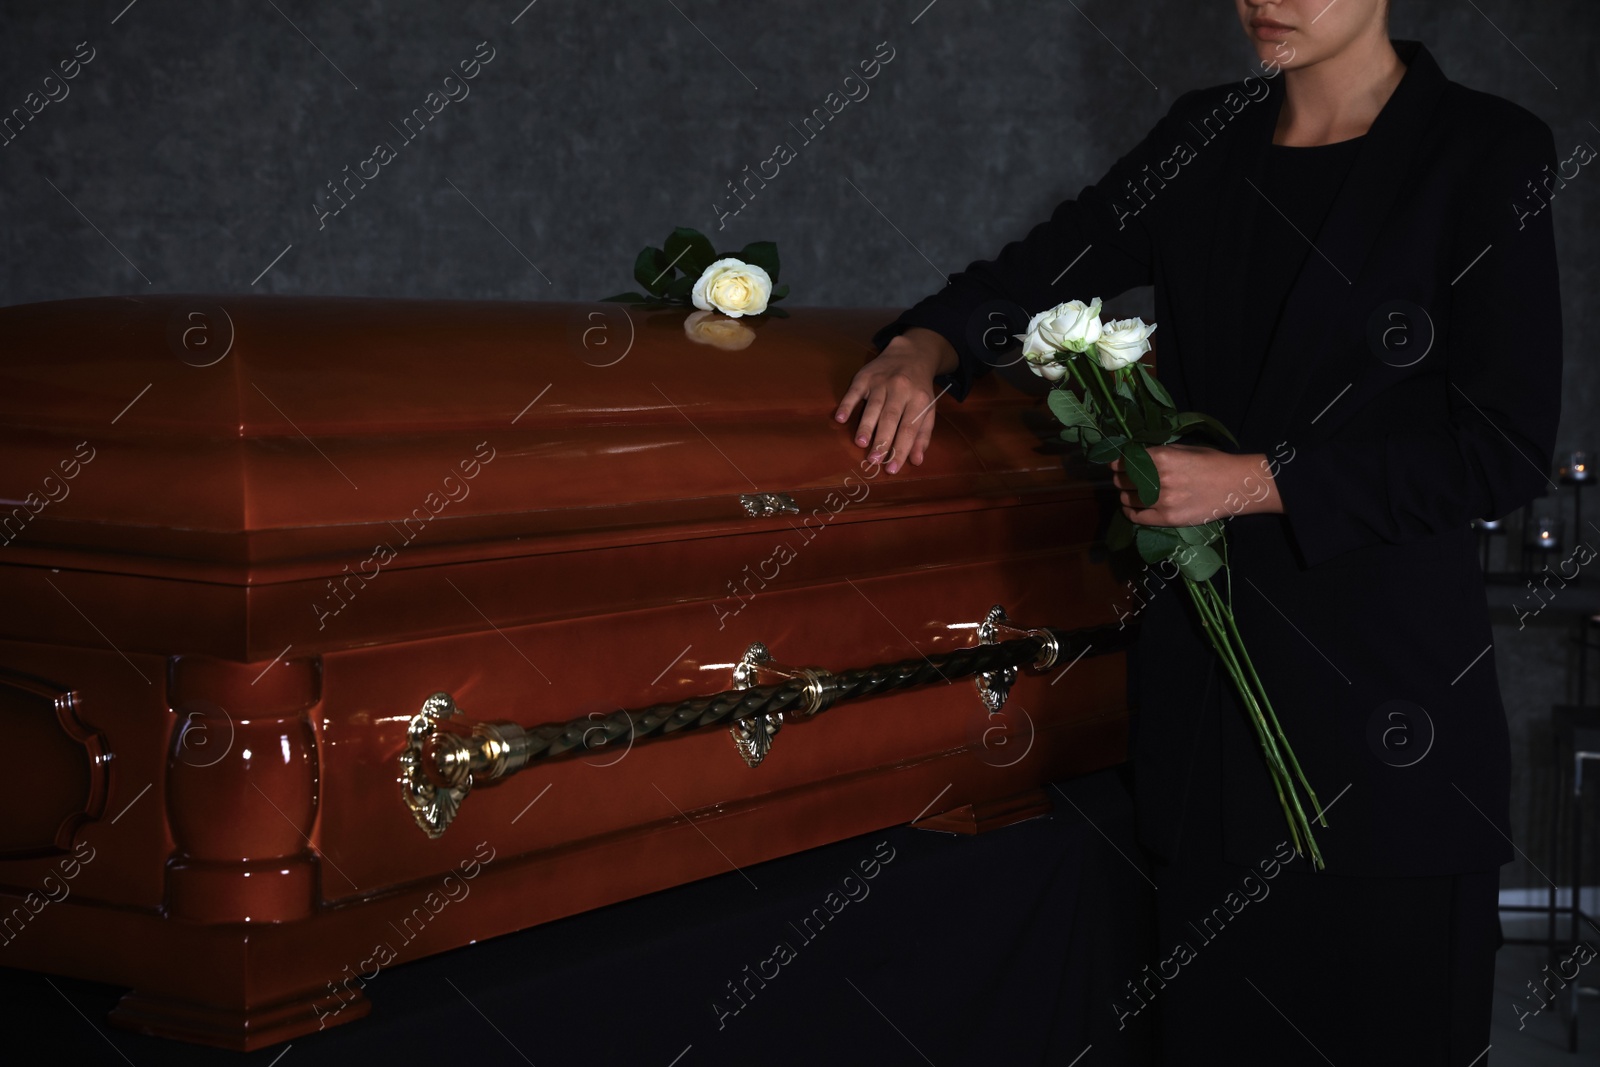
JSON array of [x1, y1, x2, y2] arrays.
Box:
[[1110, 445, 1285, 526], [835, 328, 958, 474]]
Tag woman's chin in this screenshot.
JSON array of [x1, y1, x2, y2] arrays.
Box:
[[1257, 46, 1305, 72]]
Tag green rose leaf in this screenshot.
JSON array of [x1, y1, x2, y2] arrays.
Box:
[[769, 283, 790, 302], [736, 240, 780, 283], [1120, 399, 1148, 438], [1177, 518, 1222, 547], [1134, 524, 1186, 564], [1131, 399, 1174, 442], [1062, 425, 1105, 447], [1174, 542, 1223, 581], [1048, 388, 1097, 432], [1172, 410, 1239, 446], [665, 227, 717, 278], [634, 246, 671, 296], [1122, 441, 1160, 507], [1086, 434, 1129, 465], [662, 273, 697, 300], [1135, 362, 1175, 408], [1133, 382, 1164, 428]]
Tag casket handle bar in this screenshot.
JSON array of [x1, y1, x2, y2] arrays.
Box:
[[399, 605, 1129, 838], [739, 492, 800, 517]]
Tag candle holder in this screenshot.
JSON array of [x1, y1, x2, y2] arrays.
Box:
[[1558, 450, 1592, 485], [1522, 510, 1562, 581], [1472, 516, 1506, 575], [1558, 451, 1590, 585]]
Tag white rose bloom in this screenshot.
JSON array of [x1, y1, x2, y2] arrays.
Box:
[[1017, 298, 1103, 359], [691, 258, 772, 318], [1027, 360, 1069, 381], [1095, 317, 1156, 369]]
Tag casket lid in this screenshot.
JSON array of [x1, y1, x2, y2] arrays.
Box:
[[0, 295, 1086, 582]]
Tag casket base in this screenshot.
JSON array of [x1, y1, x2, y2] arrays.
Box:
[[109, 986, 369, 1052], [0, 702, 1123, 1049], [913, 787, 1054, 835]]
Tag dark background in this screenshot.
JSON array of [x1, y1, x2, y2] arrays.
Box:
[[0, 0, 1596, 901]]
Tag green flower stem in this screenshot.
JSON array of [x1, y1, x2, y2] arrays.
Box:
[[1219, 526, 1235, 610], [1201, 573, 1316, 820], [1183, 577, 1306, 857], [1195, 578, 1319, 861], [1196, 584, 1300, 796], [1187, 576, 1324, 869], [1066, 355, 1131, 441], [1181, 581, 1288, 806], [1062, 360, 1107, 438], [1083, 358, 1135, 441], [1188, 579, 1279, 765], [1211, 590, 1327, 829]]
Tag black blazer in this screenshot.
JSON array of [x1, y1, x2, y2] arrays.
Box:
[[875, 39, 1563, 876]]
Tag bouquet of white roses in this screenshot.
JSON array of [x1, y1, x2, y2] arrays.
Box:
[[1022, 298, 1327, 869]]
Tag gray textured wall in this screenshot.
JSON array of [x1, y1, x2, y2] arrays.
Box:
[[2, 0, 1597, 889]]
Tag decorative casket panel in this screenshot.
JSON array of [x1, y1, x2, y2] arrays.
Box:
[[0, 295, 1129, 1049]]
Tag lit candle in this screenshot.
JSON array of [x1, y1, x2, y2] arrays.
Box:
[[1529, 516, 1559, 550], [1560, 451, 1591, 484]]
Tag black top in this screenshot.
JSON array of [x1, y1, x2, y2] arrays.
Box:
[[1214, 135, 1366, 437]]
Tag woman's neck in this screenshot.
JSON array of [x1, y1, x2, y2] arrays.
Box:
[[1274, 34, 1406, 146]]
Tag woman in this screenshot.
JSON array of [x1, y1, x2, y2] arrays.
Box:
[[836, 1, 1562, 1063]]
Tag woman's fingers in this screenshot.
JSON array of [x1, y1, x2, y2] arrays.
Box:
[[856, 386, 888, 452], [868, 380, 936, 469], [838, 368, 937, 472], [874, 378, 935, 472], [839, 362, 891, 446], [884, 391, 930, 473], [908, 401, 937, 465]]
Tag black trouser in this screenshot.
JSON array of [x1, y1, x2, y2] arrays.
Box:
[[1148, 669, 1501, 1066]]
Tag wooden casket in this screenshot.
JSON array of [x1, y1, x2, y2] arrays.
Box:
[[0, 295, 1130, 1050]]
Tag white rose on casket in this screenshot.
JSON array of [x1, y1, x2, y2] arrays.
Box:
[[1095, 317, 1156, 370], [691, 258, 772, 318]]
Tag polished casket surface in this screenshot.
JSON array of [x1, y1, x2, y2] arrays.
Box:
[[0, 295, 1129, 1049]]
